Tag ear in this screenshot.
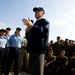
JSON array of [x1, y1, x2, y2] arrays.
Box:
[[42, 11, 44, 16]]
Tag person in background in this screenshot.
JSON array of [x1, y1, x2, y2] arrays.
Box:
[[4, 28, 11, 40], [1, 27, 11, 74], [0, 29, 7, 74], [67, 52, 75, 75], [22, 20, 34, 73], [55, 50, 68, 75], [5, 27, 24, 75], [53, 36, 62, 56], [19, 31, 27, 71], [64, 39, 72, 58], [44, 49, 56, 75], [22, 7, 49, 75]]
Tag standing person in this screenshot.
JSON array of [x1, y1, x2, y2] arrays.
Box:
[[52, 36, 62, 56], [1, 27, 11, 74], [22, 7, 49, 75], [0, 29, 7, 73], [4, 27, 11, 40], [5, 27, 24, 75]]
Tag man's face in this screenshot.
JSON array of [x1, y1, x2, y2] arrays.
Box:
[[35, 10, 44, 19], [6, 30, 11, 35], [16, 30, 21, 35], [57, 38, 60, 42], [49, 50, 53, 55], [60, 50, 65, 55], [0, 32, 5, 36]]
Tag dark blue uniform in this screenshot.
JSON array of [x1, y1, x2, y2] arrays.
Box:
[[27, 18, 49, 54], [27, 18, 49, 75]]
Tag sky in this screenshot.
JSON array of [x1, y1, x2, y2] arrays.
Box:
[[0, 0, 75, 42]]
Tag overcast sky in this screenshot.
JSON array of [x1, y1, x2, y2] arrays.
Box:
[[0, 0, 75, 42]]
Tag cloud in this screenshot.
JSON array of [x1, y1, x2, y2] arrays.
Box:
[[53, 10, 75, 26], [0, 22, 7, 29], [54, 20, 69, 26], [64, 10, 75, 16]]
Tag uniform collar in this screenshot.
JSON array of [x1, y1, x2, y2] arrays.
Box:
[[37, 17, 44, 21], [5, 34, 10, 37], [14, 33, 20, 36]]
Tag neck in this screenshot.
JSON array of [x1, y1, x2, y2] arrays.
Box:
[[0, 35, 4, 37], [36, 16, 44, 20], [60, 55, 64, 57], [5, 33, 9, 35], [15, 33, 20, 35]]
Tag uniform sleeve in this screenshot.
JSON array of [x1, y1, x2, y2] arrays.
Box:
[[21, 37, 24, 47]]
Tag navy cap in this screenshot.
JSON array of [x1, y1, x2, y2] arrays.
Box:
[[57, 36, 61, 38], [16, 27, 21, 31], [0, 29, 6, 32], [33, 7, 45, 13]]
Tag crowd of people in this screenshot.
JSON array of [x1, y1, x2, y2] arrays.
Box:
[[45, 36, 75, 75], [0, 27, 28, 75], [0, 6, 75, 75], [0, 27, 75, 75]]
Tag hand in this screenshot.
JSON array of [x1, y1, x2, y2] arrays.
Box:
[[22, 18, 33, 28], [45, 63, 50, 67]]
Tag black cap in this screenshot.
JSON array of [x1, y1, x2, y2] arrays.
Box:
[[6, 27, 11, 30], [0, 29, 6, 32], [57, 36, 61, 38], [33, 7, 45, 13], [16, 27, 21, 31]]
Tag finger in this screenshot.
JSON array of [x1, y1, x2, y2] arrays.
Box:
[[28, 18, 31, 21]]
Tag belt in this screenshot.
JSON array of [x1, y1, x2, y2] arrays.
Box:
[[10, 47, 21, 50]]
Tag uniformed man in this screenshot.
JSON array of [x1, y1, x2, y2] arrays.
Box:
[[1, 27, 11, 74], [22, 7, 49, 75], [52, 36, 62, 56], [44, 49, 56, 75], [5, 27, 24, 75], [55, 50, 68, 75], [19, 20, 33, 72], [67, 52, 75, 75], [0, 29, 7, 72], [64, 39, 72, 58], [19, 36, 27, 71]]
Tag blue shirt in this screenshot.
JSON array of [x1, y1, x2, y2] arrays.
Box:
[[4, 34, 10, 41], [9, 34, 24, 48], [0, 36, 7, 48]]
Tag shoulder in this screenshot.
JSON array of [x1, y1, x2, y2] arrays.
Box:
[[10, 34, 15, 38], [53, 55, 56, 58], [37, 18, 49, 25], [39, 18, 49, 24]]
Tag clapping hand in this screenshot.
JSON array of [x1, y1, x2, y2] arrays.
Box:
[[22, 18, 33, 28]]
